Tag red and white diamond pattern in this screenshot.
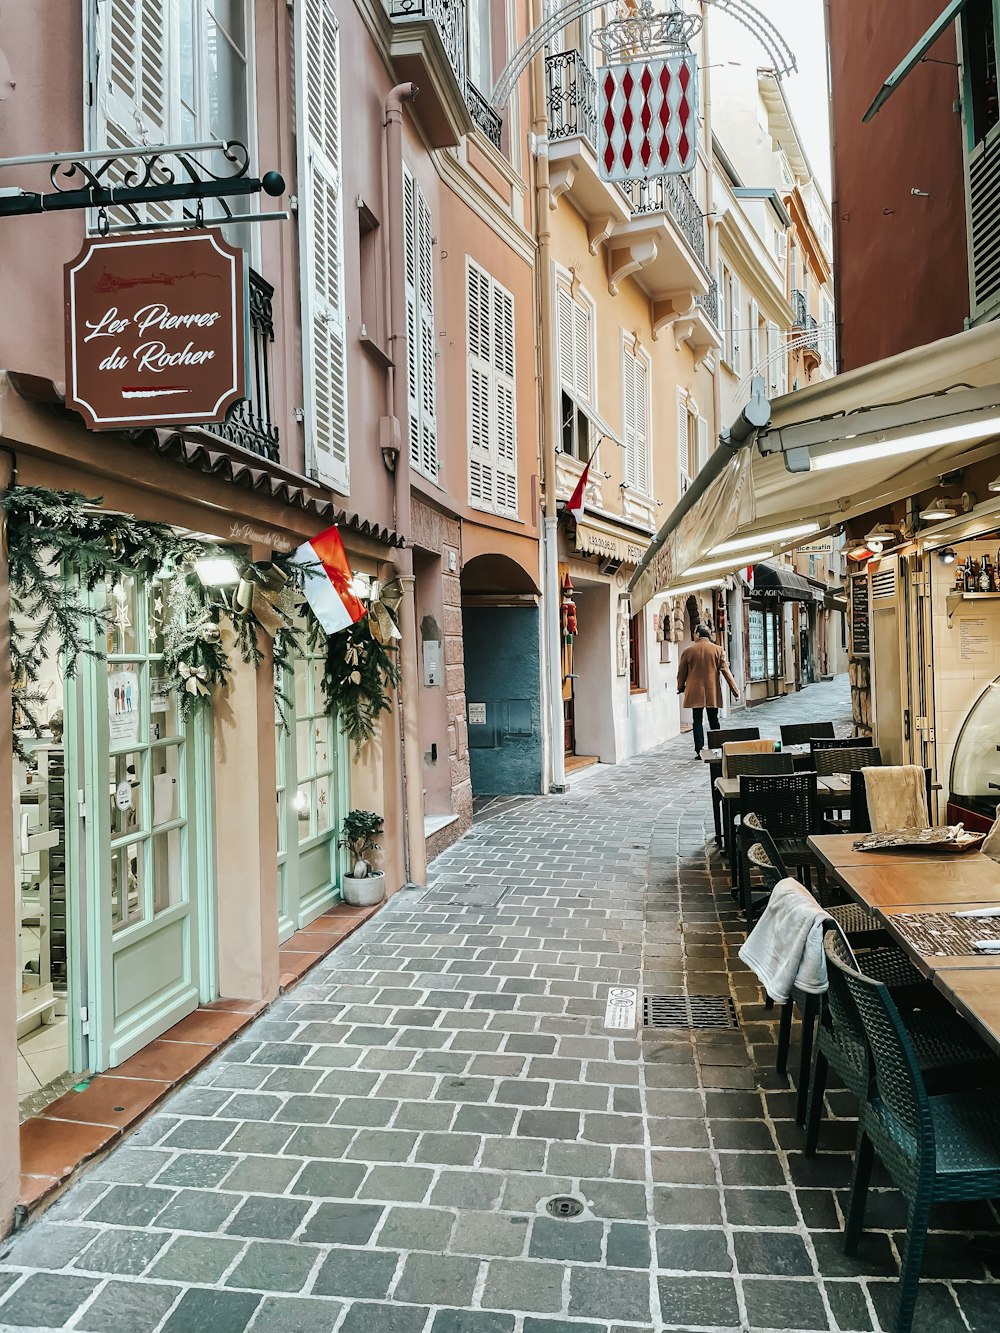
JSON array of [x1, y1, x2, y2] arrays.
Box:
[[598, 55, 697, 184]]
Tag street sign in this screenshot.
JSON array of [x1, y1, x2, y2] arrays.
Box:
[[598, 53, 697, 184], [65, 229, 246, 430]]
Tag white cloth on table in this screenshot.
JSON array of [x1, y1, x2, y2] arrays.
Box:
[[737, 877, 829, 1004], [862, 764, 928, 833]]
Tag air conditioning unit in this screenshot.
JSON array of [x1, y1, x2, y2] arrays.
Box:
[[599, 558, 623, 577]]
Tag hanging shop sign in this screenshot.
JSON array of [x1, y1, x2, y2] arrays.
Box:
[[598, 54, 697, 184], [65, 229, 246, 430]]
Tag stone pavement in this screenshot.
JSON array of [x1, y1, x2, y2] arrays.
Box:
[[1, 676, 998, 1333]]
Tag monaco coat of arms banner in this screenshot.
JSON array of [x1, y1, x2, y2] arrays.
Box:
[[598, 53, 698, 184]]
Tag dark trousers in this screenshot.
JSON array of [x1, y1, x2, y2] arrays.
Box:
[[691, 706, 720, 754]]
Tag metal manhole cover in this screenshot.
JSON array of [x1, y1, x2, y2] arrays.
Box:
[[643, 994, 739, 1031], [545, 1195, 585, 1219]]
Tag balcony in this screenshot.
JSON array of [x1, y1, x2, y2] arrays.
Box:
[[545, 49, 628, 249], [202, 269, 279, 463], [791, 288, 808, 327], [465, 80, 502, 151], [801, 313, 821, 372], [657, 275, 722, 363], [609, 172, 709, 308], [387, 0, 474, 148]]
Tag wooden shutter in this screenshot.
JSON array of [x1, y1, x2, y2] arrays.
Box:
[[677, 388, 690, 495], [95, 0, 169, 146], [766, 321, 779, 392], [297, 0, 349, 491], [729, 275, 743, 375], [572, 297, 592, 402], [468, 260, 517, 516], [404, 168, 439, 481], [716, 258, 726, 350]]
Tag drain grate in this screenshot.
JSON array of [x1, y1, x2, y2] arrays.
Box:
[[546, 1195, 585, 1219], [642, 994, 739, 1031]]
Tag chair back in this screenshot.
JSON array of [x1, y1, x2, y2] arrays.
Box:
[[739, 771, 818, 839], [824, 930, 931, 1147], [811, 735, 868, 754], [780, 721, 836, 747], [746, 841, 785, 891], [722, 738, 779, 777], [707, 726, 760, 750], [813, 746, 882, 777], [849, 766, 933, 833], [726, 752, 794, 781], [819, 924, 872, 1073], [739, 811, 788, 878]]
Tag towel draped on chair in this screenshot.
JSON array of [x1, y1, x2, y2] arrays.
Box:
[[862, 764, 928, 832], [722, 738, 775, 777], [738, 877, 829, 1003]]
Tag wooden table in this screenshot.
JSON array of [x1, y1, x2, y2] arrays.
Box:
[[806, 834, 1000, 1056]]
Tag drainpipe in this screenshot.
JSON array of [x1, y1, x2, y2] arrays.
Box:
[[383, 81, 427, 886], [530, 0, 566, 793]]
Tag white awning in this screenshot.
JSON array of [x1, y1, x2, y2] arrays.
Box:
[[630, 322, 1000, 611]]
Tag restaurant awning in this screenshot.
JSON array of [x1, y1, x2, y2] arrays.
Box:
[[630, 321, 1000, 611], [750, 563, 818, 603]]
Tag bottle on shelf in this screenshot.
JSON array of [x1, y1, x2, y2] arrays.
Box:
[[980, 553, 994, 592], [965, 556, 979, 593]]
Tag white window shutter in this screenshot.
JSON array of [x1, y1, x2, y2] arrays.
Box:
[[556, 286, 575, 391], [677, 388, 690, 495], [729, 275, 743, 375], [573, 297, 592, 402], [622, 344, 648, 495], [468, 260, 517, 516], [297, 0, 349, 492], [96, 0, 170, 146], [749, 300, 760, 371], [716, 259, 726, 349], [766, 321, 779, 393], [403, 169, 438, 481], [403, 169, 420, 463], [697, 414, 709, 471], [622, 347, 637, 490]]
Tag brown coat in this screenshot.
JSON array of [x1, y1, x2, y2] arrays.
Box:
[[677, 638, 738, 709]]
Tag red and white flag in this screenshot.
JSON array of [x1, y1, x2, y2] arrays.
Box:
[[291, 525, 367, 634], [566, 459, 591, 524]]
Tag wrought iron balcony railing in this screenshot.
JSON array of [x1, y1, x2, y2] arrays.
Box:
[[465, 80, 502, 150], [203, 269, 279, 462], [803, 313, 820, 352], [695, 276, 720, 327], [791, 288, 808, 328], [623, 173, 706, 265], [545, 49, 598, 150], [389, 0, 466, 88]]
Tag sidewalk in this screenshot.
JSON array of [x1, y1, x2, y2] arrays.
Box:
[[0, 676, 997, 1333]]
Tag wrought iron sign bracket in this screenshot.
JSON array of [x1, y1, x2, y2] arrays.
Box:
[[0, 139, 285, 223]]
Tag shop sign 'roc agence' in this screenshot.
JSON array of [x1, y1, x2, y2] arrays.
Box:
[[64, 229, 247, 430]]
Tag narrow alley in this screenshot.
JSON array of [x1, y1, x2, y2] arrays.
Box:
[[0, 677, 995, 1333]]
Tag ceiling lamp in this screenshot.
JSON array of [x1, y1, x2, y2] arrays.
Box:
[[811, 414, 1000, 472], [862, 524, 897, 547], [684, 550, 774, 577], [919, 492, 972, 522], [989, 476, 1000, 493], [709, 522, 821, 554]]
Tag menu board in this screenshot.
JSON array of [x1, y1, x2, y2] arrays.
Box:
[[850, 573, 870, 658], [748, 608, 766, 682]]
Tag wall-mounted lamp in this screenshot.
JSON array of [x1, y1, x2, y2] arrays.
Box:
[[919, 492, 973, 522], [939, 547, 958, 565], [195, 556, 240, 587]]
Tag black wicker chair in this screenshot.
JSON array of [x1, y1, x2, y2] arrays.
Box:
[[811, 735, 869, 755], [827, 934, 1000, 1333], [738, 772, 821, 893], [849, 767, 934, 833], [719, 753, 793, 867], [805, 925, 999, 1158], [707, 727, 761, 847], [813, 746, 882, 777], [780, 721, 836, 748]]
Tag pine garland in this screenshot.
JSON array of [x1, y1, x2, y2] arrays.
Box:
[[320, 613, 401, 752]]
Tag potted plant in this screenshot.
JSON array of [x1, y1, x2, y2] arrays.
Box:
[[339, 809, 386, 906]]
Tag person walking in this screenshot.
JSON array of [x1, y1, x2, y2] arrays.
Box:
[[677, 625, 740, 758]]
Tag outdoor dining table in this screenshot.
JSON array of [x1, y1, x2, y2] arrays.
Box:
[[715, 775, 852, 879], [807, 833, 1000, 1057]]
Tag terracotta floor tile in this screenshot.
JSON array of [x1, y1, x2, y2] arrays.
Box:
[[40, 1075, 169, 1128], [20, 1117, 120, 1182], [19, 1173, 59, 1208], [111, 1038, 214, 1085], [201, 998, 266, 1015], [159, 1008, 250, 1045], [280, 942, 327, 959]]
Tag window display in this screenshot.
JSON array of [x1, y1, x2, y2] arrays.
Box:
[[949, 675, 1000, 822]]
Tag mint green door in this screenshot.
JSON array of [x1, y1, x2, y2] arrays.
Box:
[[276, 642, 346, 942], [84, 574, 214, 1069]]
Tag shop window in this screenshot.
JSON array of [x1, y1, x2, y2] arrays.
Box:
[[629, 611, 645, 692], [965, 0, 999, 147]]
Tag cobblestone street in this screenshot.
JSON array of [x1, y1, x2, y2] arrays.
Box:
[[1, 677, 997, 1333]]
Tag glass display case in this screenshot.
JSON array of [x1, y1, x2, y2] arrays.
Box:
[[948, 675, 1000, 827]]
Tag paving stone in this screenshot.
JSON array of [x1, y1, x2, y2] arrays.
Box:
[[741, 1277, 831, 1331], [301, 1201, 385, 1245], [252, 1295, 345, 1333], [733, 1228, 815, 1277], [155, 1151, 238, 1188], [2, 1223, 100, 1270], [338, 1302, 431, 1333], [528, 1217, 603, 1263], [394, 1254, 481, 1306], [450, 1211, 530, 1259], [452, 1105, 518, 1136], [160, 1287, 262, 1333], [223, 1122, 296, 1155], [824, 1280, 876, 1332], [152, 1189, 242, 1233], [225, 1196, 310, 1240], [431, 1170, 503, 1209], [74, 1279, 181, 1332], [431, 1312, 516, 1333], [517, 1110, 580, 1141], [495, 1079, 549, 1106], [283, 1126, 356, 1159], [394, 1101, 457, 1131], [567, 1266, 651, 1323], [149, 1235, 245, 1283], [724, 1186, 799, 1228], [332, 1096, 399, 1127], [75, 1227, 169, 1276], [0, 1272, 101, 1328], [225, 1241, 317, 1293], [346, 1129, 418, 1162], [652, 1185, 724, 1226], [290, 1161, 368, 1198], [605, 1222, 651, 1270], [414, 1132, 481, 1165], [481, 1259, 565, 1313], [579, 1179, 647, 1221], [89, 1147, 173, 1184], [656, 1226, 731, 1273], [480, 1137, 547, 1172], [656, 1274, 742, 1329], [312, 1247, 400, 1298]]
